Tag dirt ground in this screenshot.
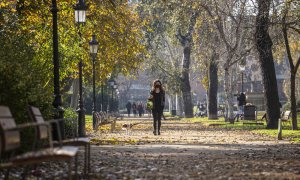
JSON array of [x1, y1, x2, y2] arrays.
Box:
[[87, 118, 300, 180], [2, 118, 300, 179]]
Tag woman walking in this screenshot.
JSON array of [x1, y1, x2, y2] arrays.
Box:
[[148, 79, 165, 135]]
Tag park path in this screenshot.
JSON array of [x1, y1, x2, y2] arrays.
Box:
[[87, 117, 300, 180]]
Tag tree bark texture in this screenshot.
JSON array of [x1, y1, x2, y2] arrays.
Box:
[[70, 78, 79, 109], [176, 93, 184, 116], [181, 45, 194, 118], [208, 51, 218, 119], [224, 66, 235, 123], [255, 0, 280, 129], [290, 73, 297, 129]]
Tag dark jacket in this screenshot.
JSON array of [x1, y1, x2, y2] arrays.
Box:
[[150, 90, 165, 111], [126, 102, 131, 110], [237, 93, 246, 106]]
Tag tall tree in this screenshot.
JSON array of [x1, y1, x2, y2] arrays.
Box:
[[255, 0, 280, 129], [201, 0, 253, 122], [281, 0, 300, 130], [194, 15, 220, 120], [0, 0, 146, 117], [176, 11, 200, 118]]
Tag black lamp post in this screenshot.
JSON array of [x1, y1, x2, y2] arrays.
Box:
[[113, 84, 118, 112], [106, 85, 109, 113], [115, 89, 119, 111], [51, 0, 64, 140], [101, 85, 104, 111], [89, 35, 99, 130], [108, 79, 115, 112], [74, 0, 87, 137]]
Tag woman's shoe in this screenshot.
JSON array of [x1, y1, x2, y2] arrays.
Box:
[[158, 131, 160, 135], [153, 131, 157, 135]]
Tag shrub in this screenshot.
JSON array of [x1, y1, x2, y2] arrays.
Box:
[[64, 107, 77, 119], [63, 108, 78, 138]]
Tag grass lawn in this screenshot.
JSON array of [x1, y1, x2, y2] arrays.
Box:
[[185, 115, 300, 142], [86, 115, 92, 125], [84, 113, 300, 142]]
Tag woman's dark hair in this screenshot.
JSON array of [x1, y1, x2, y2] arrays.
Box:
[[151, 79, 164, 92]]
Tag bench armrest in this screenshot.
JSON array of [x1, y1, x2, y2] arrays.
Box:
[[45, 118, 77, 143], [6, 122, 53, 148]]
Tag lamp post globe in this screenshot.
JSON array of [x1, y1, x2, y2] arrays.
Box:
[[89, 35, 99, 54], [89, 35, 99, 130], [74, 0, 88, 24], [73, 0, 88, 137]]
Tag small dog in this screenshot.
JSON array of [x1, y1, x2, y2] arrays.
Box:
[[122, 123, 132, 135], [121, 122, 141, 135]]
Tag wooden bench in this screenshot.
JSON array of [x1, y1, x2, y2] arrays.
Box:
[[94, 111, 117, 132], [28, 106, 91, 175], [0, 106, 79, 179], [261, 111, 291, 124], [280, 111, 291, 126]]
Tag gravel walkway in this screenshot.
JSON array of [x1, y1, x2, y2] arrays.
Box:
[[87, 118, 300, 180], [2, 118, 300, 179]]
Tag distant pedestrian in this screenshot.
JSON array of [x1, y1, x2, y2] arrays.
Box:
[[126, 101, 131, 117], [237, 92, 246, 115], [148, 79, 165, 135], [138, 102, 143, 117], [142, 103, 146, 116], [132, 102, 137, 117]]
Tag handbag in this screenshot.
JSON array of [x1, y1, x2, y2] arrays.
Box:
[[146, 99, 153, 110]]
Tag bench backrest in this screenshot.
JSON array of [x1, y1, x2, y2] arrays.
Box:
[[0, 106, 21, 152], [28, 106, 48, 140], [282, 111, 291, 121]]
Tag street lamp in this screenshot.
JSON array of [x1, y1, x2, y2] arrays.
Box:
[[101, 85, 104, 111], [113, 84, 118, 112], [108, 79, 115, 112], [51, 0, 64, 140], [239, 61, 246, 93], [74, 0, 88, 24], [89, 35, 99, 130], [73, 0, 87, 137]]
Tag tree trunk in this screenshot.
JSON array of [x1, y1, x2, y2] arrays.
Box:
[[282, 12, 299, 130], [168, 94, 172, 112], [70, 78, 79, 109], [176, 11, 199, 118], [224, 65, 235, 122], [208, 51, 218, 119], [255, 0, 280, 129], [176, 93, 184, 116], [181, 45, 194, 118], [290, 72, 298, 130]]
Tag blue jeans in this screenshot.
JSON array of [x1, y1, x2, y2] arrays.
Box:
[[239, 105, 244, 115]]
